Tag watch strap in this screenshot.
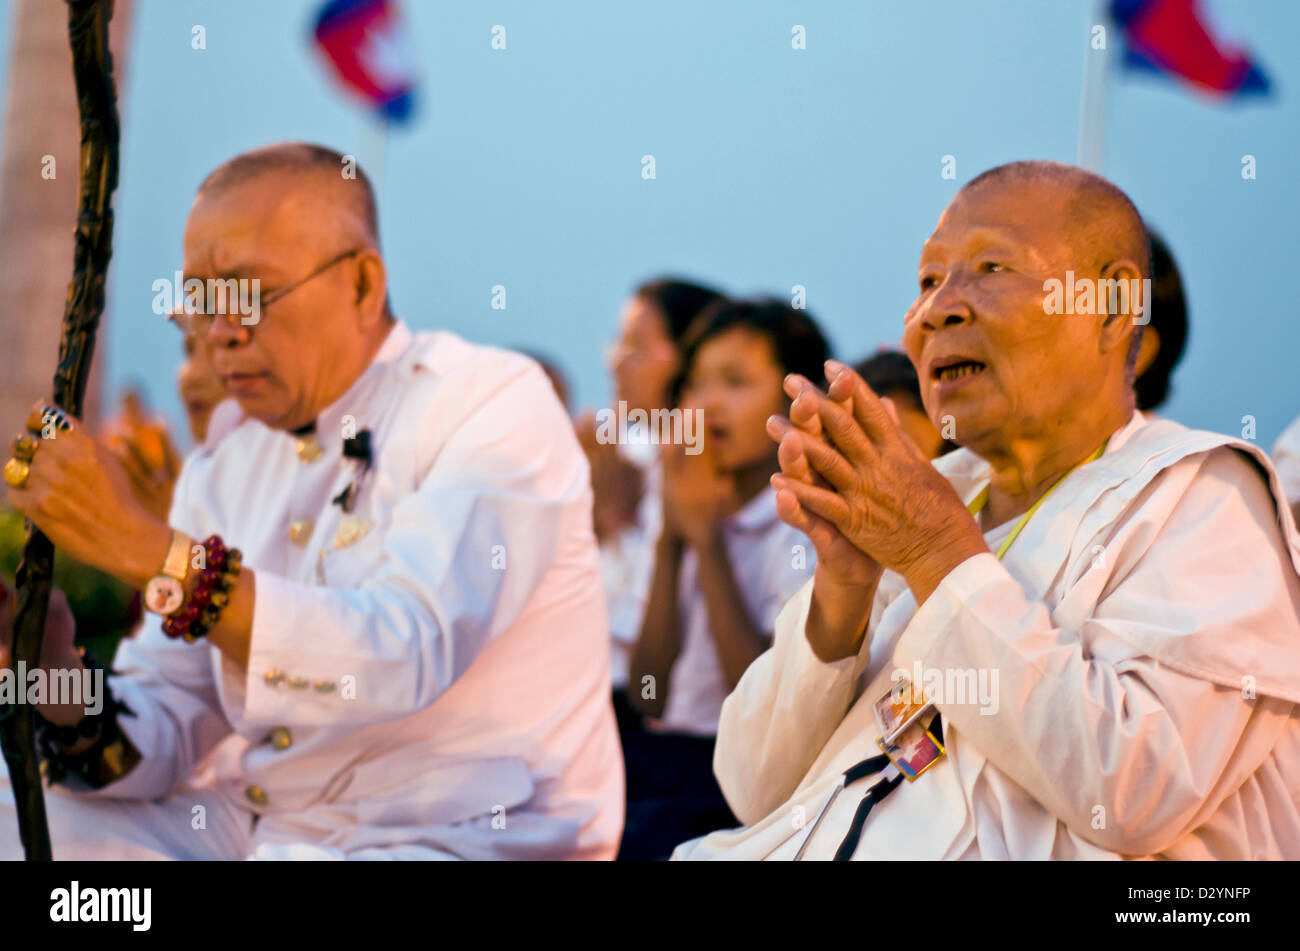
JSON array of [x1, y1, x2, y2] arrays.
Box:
[[161, 530, 192, 581]]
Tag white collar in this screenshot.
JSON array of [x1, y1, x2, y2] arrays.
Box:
[[309, 319, 414, 452]]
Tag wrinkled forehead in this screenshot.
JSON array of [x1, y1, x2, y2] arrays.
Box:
[[183, 172, 334, 276], [920, 181, 1069, 265]]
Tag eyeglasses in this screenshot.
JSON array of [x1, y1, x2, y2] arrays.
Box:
[[168, 247, 363, 336]]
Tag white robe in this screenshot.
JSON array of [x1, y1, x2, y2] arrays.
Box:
[[2, 321, 623, 860], [674, 411, 1300, 860]]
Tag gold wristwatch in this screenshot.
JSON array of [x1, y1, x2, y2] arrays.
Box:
[[144, 530, 193, 616]]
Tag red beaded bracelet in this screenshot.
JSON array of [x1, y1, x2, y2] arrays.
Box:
[[161, 534, 243, 642]]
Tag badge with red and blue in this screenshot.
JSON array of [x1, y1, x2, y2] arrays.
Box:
[[313, 0, 419, 121]]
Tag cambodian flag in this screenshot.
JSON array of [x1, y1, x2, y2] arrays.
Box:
[[1110, 0, 1270, 98], [313, 0, 418, 121]]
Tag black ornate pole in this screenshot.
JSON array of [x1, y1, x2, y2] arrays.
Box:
[[0, 0, 119, 861]]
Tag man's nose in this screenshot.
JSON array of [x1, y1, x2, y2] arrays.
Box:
[[207, 313, 251, 348], [918, 275, 975, 331]]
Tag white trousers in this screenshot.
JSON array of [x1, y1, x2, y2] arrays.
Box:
[[0, 772, 252, 860], [0, 766, 455, 860]]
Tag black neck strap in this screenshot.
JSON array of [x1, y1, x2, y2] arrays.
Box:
[[831, 714, 944, 861]]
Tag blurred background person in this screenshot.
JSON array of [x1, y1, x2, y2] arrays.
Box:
[[102, 320, 227, 523], [854, 349, 954, 459], [579, 278, 725, 738], [621, 298, 827, 860], [1133, 229, 1190, 414], [99, 387, 181, 524]]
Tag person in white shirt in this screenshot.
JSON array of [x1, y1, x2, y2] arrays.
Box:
[[583, 278, 724, 733], [102, 321, 227, 525], [675, 160, 1300, 861], [621, 300, 825, 859], [0, 142, 622, 860]]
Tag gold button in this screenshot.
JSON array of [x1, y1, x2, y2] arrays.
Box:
[[268, 727, 292, 751], [287, 676, 310, 690], [295, 436, 323, 463], [314, 680, 335, 693], [245, 784, 268, 805], [264, 669, 286, 687], [288, 518, 313, 545]]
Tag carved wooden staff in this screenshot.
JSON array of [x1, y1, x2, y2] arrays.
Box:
[[0, 0, 120, 861]]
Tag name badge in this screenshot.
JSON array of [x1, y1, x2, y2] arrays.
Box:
[[877, 721, 946, 782], [874, 676, 932, 745]]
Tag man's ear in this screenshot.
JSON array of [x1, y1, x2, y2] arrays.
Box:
[[1097, 257, 1143, 355], [355, 250, 388, 326]]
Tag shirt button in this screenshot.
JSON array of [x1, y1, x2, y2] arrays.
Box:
[[245, 785, 268, 805], [264, 669, 286, 687], [288, 519, 313, 545], [295, 436, 323, 463], [269, 727, 293, 751]]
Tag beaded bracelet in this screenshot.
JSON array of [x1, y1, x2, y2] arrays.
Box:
[[161, 534, 243, 642], [35, 648, 141, 790]]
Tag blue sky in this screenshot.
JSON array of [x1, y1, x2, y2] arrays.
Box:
[[2, 0, 1296, 447]]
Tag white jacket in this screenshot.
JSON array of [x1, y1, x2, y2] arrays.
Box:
[[83, 321, 624, 860]]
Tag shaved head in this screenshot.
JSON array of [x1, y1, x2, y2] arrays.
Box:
[[903, 160, 1152, 464], [197, 142, 382, 254], [961, 160, 1150, 377], [963, 160, 1150, 282]]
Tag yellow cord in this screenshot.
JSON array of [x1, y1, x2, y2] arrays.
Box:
[[966, 442, 1107, 561]]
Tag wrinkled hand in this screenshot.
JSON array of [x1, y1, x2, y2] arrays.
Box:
[[661, 438, 738, 549], [766, 369, 882, 660], [576, 411, 645, 543], [770, 361, 988, 612], [767, 372, 883, 589], [5, 402, 169, 590]]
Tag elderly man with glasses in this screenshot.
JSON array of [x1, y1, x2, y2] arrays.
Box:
[[0, 142, 623, 860]]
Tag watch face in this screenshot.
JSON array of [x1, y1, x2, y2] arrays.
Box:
[[145, 575, 185, 616]]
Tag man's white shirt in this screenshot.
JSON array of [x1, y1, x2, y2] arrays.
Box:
[[675, 411, 1300, 860], [81, 321, 623, 859]]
